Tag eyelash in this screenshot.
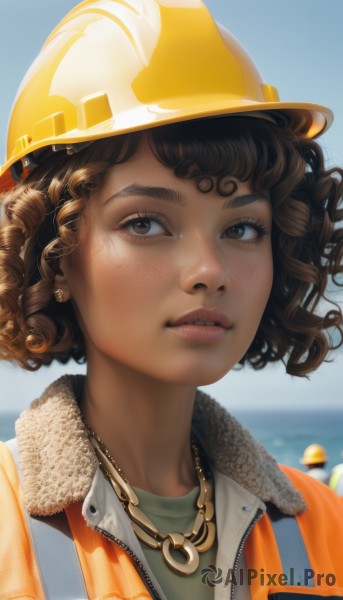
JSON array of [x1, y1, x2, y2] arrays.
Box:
[[118, 211, 169, 239], [224, 218, 270, 242], [118, 212, 269, 242]]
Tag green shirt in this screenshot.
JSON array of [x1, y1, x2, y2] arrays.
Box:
[[133, 486, 216, 599]]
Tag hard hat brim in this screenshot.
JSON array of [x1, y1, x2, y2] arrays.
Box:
[[0, 99, 332, 192]]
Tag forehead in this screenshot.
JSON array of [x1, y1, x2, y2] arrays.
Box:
[[101, 139, 179, 193]]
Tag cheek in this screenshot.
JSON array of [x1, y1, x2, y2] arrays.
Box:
[[258, 258, 274, 301], [70, 242, 168, 322], [232, 267, 272, 358], [236, 249, 273, 315]]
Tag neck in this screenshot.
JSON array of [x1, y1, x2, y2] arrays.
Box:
[[81, 356, 197, 496]]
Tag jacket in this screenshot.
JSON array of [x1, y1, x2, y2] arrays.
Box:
[[0, 374, 342, 600]]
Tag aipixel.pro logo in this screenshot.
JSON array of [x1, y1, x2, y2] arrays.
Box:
[[201, 565, 223, 587]]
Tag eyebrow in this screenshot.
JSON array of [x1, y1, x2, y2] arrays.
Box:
[[104, 184, 269, 208], [104, 184, 186, 206], [224, 193, 269, 209]]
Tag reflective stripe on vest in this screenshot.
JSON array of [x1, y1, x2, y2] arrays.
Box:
[[6, 439, 88, 600], [267, 503, 314, 587]]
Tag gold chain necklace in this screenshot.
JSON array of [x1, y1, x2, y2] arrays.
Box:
[[84, 421, 216, 576]]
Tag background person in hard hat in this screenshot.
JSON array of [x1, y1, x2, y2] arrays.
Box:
[[0, 1, 343, 598], [330, 465, 343, 496], [329, 451, 343, 496], [300, 444, 330, 485]]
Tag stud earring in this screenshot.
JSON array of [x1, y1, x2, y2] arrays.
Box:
[[54, 289, 64, 303]]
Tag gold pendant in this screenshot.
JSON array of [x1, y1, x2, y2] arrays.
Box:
[[162, 533, 200, 575], [131, 522, 161, 549], [127, 503, 160, 535], [196, 521, 216, 553]]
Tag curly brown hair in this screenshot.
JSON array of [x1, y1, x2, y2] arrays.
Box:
[[0, 117, 342, 375]]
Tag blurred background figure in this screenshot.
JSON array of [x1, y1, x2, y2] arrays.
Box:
[[300, 444, 330, 484], [329, 452, 343, 496]]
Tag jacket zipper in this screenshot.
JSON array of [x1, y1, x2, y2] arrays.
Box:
[[95, 525, 162, 600], [97, 506, 264, 600], [230, 507, 264, 600]]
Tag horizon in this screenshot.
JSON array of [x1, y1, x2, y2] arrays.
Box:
[[0, 0, 342, 413]]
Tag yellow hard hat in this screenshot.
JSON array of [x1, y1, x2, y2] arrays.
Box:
[[300, 444, 328, 466], [0, 0, 333, 191]]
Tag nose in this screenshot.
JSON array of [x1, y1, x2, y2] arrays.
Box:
[[179, 236, 228, 295]]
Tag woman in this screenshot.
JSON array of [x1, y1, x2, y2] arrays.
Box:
[[0, 1, 342, 598]]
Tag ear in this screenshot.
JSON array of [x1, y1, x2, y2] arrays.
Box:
[[53, 260, 72, 303]]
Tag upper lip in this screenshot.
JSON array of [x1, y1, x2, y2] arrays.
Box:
[[168, 308, 232, 329]]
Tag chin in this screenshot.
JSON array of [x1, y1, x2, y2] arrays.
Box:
[[195, 373, 230, 387], [168, 366, 232, 387]]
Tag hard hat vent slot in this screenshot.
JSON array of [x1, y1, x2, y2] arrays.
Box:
[[34, 112, 67, 142], [261, 84, 280, 103], [78, 93, 113, 130], [12, 135, 32, 158]]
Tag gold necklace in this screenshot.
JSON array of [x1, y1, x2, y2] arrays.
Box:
[[84, 421, 216, 576]]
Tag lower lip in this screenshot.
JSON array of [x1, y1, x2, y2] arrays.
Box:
[[167, 324, 229, 343]]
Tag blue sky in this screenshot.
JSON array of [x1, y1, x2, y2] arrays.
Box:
[[0, 1, 342, 413]]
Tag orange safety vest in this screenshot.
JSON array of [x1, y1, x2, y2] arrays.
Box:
[[246, 466, 343, 599], [1, 443, 343, 599]]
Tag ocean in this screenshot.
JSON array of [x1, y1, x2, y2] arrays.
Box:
[[230, 408, 343, 471], [1, 408, 342, 472]]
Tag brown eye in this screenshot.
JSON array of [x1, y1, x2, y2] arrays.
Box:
[[223, 221, 268, 242], [121, 216, 167, 236], [132, 218, 152, 235], [228, 224, 248, 239]]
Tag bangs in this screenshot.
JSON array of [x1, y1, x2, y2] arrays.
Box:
[[55, 116, 303, 201], [147, 117, 304, 198]]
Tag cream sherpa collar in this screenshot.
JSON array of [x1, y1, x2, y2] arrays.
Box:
[[15, 375, 306, 516]]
